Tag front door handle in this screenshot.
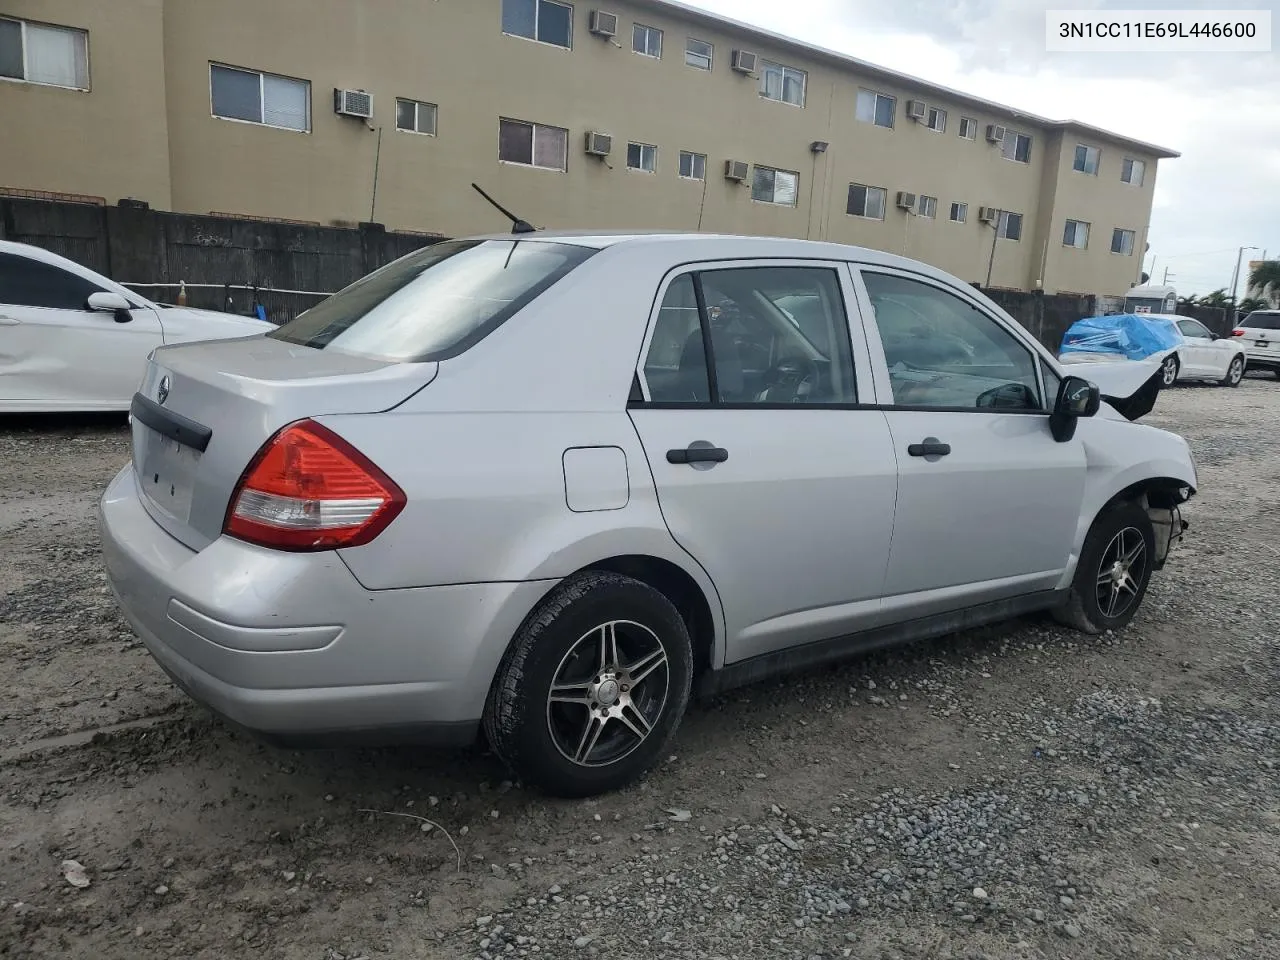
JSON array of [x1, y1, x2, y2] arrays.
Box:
[[667, 445, 729, 465], [907, 438, 951, 458], [0, 315, 19, 325]]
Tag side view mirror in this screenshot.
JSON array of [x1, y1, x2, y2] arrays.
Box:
[[86, 291, 134, 323], [1049, 375, 1100, 442]]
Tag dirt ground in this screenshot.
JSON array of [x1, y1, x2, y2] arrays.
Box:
[[1, 379, 1278, 960]]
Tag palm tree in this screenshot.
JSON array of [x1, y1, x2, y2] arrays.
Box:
[[1176, 295, 1201, 308], [1239, 296, 1269, 314], [1248, 260, 1280, 304], [1199, 288, 1234, 309]]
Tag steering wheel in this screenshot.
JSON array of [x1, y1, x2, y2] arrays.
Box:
[[756, 356, 820, 403]]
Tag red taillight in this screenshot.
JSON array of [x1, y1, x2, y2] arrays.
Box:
[[1231, 328, 1245, 336], [224, 420, 406, 551]]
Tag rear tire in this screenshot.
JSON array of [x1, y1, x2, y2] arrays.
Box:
[[482, 571, 693, 798], [1220, 355, 1245, 387], [1053, 501, 1156, 635], [1160, 354, 1180, 387]]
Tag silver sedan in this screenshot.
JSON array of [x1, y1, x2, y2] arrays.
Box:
[[100, 232, 1197, 797]]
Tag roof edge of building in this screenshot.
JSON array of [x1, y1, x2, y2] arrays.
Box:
[[643, 0, 1181, 160]]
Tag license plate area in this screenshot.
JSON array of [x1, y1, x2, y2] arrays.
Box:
[[137, 427, 201, 524]]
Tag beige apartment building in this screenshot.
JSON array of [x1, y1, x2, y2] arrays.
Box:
[[0, 0, 1178, 294]]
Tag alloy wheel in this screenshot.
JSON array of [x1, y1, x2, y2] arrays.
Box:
[[546, 620, 670, 768], [1229, 357, 1244, 385], [1162, 357, 1179, 386], [1095, 526, 1148, 620]]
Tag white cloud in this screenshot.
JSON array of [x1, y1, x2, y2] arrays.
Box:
[[684, 0, 1280, 296]]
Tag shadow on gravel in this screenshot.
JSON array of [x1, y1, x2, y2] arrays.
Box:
[[0, 412, 130, 436]]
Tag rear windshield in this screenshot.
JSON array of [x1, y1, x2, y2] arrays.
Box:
[[269, 238, 597, 362], [1242, 312, 1280, 331]]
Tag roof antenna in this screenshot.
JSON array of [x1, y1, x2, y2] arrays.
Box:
[[471, 183, 537, 235]]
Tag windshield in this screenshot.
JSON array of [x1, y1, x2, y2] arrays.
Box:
[[1242, 312, 1280, 331], [269, 239, 597, 361]]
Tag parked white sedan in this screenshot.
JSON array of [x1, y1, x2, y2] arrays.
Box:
[[0, 240, 273, 413], [1146, 313, 1249, 387]]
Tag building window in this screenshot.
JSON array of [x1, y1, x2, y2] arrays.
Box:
[[685, 37, 713, 70], [998, 211, 1023, 241], [758, 60, 806, 107], [1111, 228, 1136, 255], [501, 0, 572, 48], [396, 98, 437, 135], [0, 16, 88, 90], [210, 64, 310, 132], [1063, 219, 1090, 248], [926, 107, 947, 133], [498, 117, 568, 171], [917, 195, 938, 218], [1121, 158, 1146, 186], [949, 201, 967, 223], [632, 23, 662, 58], [958, 117, 977, 140], [627, 141, 657, 173], [1073, 144, 1100, 175], [846, 183, 886, 220], [752, 166, 799, 205], [679, 150, 706, 180], [1001, 130, 1032, 163], [855, 89, 895, 128]]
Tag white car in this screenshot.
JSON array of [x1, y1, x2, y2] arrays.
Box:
[[1232, 310, 1280, 379], [0, 240, 273, 413], [1060, 313, 1247, 389], [1148, 314, 1248, 388]]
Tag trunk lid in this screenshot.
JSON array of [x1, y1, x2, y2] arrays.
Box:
[[130, 336, 435, 550]]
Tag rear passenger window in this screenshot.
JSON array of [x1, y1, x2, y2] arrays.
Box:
[[0, 253, 105, 310], [862, 271, 1040, 410], [641, 266, 858, 405]]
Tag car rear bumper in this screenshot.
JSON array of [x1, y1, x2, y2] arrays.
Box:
[[98, 465, 555, 745], [1243, 351, 1280, 371]]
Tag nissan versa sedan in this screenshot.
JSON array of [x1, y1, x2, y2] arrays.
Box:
[[100, 233, 1197, 797]]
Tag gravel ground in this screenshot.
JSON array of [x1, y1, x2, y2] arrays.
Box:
[[1, 378, 1279, 960]]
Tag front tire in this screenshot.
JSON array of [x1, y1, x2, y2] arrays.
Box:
[[1053, 501, 1156, 635], [1220, 355, 1245, 387], [483, 571, 693, 798], [1160, 354, 1180, 387]]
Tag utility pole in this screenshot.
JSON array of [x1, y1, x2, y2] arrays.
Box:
[[1163, 268, 1174, 285], [1229, 245, 1259, 326]]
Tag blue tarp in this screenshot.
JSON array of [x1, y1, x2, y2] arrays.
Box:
[[1059, 313, 1182, 361]]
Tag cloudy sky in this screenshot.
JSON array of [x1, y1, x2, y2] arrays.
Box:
[[685, 0, 1279, 297]]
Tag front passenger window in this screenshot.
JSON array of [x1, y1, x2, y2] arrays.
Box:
[[862, 271, 1040, 410], [0, 253, 106, 310]]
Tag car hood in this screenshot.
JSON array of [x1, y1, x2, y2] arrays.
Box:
[[156, 306, 275, 343], [1057, 355, 1167, 422]]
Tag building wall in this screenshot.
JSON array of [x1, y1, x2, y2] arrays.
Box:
[[0, 0, 171, 207], [1039, 133, 1157, 295], [2, 0, 1170, 297]]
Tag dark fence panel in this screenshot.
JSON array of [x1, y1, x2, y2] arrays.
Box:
[[1, 198, 447, 325], [1, 197, 110, 274]]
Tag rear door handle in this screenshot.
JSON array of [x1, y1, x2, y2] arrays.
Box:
[[907, 439, 951, 458], [667, 445, 729, 465]]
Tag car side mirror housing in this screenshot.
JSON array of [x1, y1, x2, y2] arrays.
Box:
[[1049, 375, 1100, 442], [86, 291, 135, 323], [87, 291, 133, 313]]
